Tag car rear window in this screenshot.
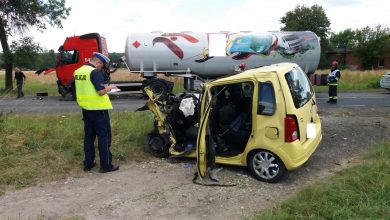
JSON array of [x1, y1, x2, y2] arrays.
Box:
[[284, 67, 314, 108]]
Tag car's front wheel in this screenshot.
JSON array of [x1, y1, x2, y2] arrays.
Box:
[[144, 132, 170, 158], [248, 150, 286, 183]]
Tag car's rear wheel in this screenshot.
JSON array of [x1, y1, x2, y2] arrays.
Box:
[[248, 150, 286, 183]]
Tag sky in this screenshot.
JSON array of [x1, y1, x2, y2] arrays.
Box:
[[10, 0, 390, 52]]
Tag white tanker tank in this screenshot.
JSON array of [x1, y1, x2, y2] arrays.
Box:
[[124, 31, 321, 79]]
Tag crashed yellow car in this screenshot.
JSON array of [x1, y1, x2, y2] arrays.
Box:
[[143, 63, 322, 183]]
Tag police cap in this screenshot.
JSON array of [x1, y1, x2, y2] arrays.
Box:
[[93, 52, 110, 64]]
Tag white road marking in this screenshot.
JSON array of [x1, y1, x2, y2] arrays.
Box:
[[342, 105, 366, 107], [317, 96, 384, 100]]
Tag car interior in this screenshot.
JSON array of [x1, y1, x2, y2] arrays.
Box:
[[161, 81, 253, 158], [208, 82, 254, 156]]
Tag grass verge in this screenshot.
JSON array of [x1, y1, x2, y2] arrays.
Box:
[[255, 140, 390, 219], [0, 72, 59, 97], [0, 111, 153, 195], [1, 69, 386, 97], [0, 69, 185, 97], [314, 69, 385, 92]]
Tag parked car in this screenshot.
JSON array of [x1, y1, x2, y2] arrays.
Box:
[[143, 63, 322, 183], [380, 71, 390, 90]]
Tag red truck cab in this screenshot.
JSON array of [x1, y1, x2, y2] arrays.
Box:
[[55, 33, 108, 98]]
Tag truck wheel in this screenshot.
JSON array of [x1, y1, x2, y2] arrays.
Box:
[[248, 150, 286, 183], [57, 80, 67, 97], [71, 80, 76, 101], [149, 79, 169, 100], [144, 132, 170, 158]]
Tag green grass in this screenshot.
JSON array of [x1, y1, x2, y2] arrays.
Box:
[[255, 140, 390, 219], [0, 73, 185, 97], [0, 76, 59, 97], [0, 111, 153, 195], [313, 69, 385, 93], [62, 216, 86, 220]]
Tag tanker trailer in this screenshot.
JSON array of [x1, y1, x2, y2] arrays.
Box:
[[124, 31, 320, 93], [39, 31, 320, 101]]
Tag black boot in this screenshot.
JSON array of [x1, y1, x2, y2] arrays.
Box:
[[99, 164, 119, 173]]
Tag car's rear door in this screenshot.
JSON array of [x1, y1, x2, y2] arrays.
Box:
[[280, 66, 318, 143]]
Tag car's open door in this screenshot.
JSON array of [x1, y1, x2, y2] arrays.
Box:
[[196, 86, 212, 178], [195, 84, 231, 182]]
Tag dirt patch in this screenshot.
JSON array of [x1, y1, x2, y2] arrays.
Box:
[[0, 108, 389, 220]]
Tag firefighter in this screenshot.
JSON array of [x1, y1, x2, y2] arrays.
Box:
[[327, 60, 341, 104], [74, 52, 119, 173]]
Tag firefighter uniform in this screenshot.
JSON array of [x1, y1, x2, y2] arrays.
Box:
[[327, 61, 341, 104], [74, 53, 118, 173]]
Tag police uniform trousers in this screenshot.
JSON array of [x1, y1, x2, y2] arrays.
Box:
[[82, 109, 112, 169], [328, 85, 338, 103]]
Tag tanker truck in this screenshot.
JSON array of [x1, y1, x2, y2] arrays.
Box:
[[43, 31, 320, 99], [125, 31, 320, 97]]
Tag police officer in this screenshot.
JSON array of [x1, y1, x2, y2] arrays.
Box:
[[74, 52, 119, 173], [327, 61, 341, 104]]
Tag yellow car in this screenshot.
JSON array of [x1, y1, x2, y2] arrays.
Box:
[[143, 63, 322, 183]]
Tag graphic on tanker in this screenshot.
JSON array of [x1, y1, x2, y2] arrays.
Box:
[[225, 32, 316, 60], [152, 33, 199, 60], [150, 32, 317, 62]]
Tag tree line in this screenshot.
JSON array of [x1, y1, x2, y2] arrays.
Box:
[[280, 4, 390, 69], [1, 2, 390, 90], [0, 36, 124, 70]]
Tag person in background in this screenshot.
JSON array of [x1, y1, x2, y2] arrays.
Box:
[[14, 67, 26, 98], [74, 52, 119, 173], [327, 61, 341, 104]]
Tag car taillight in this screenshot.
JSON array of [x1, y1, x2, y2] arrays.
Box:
[[285, 116, 298, 142]]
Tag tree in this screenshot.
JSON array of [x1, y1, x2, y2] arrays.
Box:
[[329, 29, 356, 50], [280, 4, 331, 41], [37, 49, 57, 69], [11, 36, 42, 69], [280, 4, 331, 69], [0, 0, 71, 91], [328, 29, 356, 66], [353, 25, 390, 69]]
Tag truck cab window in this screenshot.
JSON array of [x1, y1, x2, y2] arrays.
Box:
[[60, 50, 79, 65]]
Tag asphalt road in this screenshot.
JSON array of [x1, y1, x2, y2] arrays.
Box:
[[0, 95, 147, 114], [0, 91, 389, 114], [316, 91, 390, 108]]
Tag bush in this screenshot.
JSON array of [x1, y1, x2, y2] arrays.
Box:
[[367, 76, 381, 88]]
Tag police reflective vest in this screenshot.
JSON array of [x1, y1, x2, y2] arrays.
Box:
[[327, 69, 340, 86], [74, 65, 113, 110]]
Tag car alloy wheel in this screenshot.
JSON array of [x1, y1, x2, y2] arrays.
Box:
[[248, 150, 286, 183]]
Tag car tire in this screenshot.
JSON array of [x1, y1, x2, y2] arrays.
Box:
[[248, 150, 286, 183], [144, 132, 170, 158]]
